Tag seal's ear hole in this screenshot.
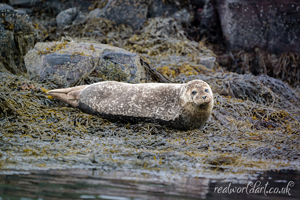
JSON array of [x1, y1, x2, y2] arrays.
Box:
[[204, 89, 209, 93], [191, 91, 197, 95]]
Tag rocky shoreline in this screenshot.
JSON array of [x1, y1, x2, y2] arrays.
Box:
[[0, 0, 299, 183]]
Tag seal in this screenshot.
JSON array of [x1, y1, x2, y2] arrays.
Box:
[[47, 80, 214, 130]]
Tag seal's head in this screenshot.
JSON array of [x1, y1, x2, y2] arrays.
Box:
[[181, 80, 214, 111], [178, 80, 214, 130]]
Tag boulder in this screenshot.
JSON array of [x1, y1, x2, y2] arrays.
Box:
[[147, 0, 179, 18], [24, 42, 167, 87], [56, 7, 79, 27], [0, 3, 35, 73], [9, 0, 93, 15], [175, 72, 300, 109], [172, 8, 192, 24], [216, 0, 300, 54], [198, 56, 216, 69], [94, 0, 149, 30]]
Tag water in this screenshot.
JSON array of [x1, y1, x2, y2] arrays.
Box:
[[0, 169, 299, 200]]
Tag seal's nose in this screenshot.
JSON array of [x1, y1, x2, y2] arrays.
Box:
[[202, 96, 207, 99]]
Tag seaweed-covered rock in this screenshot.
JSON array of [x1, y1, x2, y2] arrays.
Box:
[[175, 72, 300, 110], [9, 0, 93, 15], [93, 0, 149, 30], [126, 17, 215, 57], [222, 74, 300, 107], [147, 0, 179, 18], [24, 42, 166, 87], [0, 3, 35, 73]]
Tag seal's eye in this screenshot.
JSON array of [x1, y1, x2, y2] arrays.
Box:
[[191, 91, 197, 95], [204, 89, 209, 93]]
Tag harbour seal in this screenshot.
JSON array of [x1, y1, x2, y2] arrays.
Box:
[[47, 80, 214, 130]]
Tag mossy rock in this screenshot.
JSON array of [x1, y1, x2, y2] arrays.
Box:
[[0, 3, 36, 74], [24, 42, 167, 88]]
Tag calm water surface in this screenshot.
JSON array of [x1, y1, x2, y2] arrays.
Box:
[[0, 169, 299, 200]]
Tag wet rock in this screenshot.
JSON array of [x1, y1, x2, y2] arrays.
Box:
[[147, 0, 178, 18], [56, 7, 79, 27], [172, 8, 192, 24], [0, 3, 36, 73], [8, 0, 42, 7], [86, 8, 101, 20], [217, 74, 300, 108], [24, 42, 164, 87], [72, 11, 86, 25], [217, 0, 300, 54], [204, 154, 237, 165], [199, 0, 217, 27], [190, 0, 222, 43], [219, 74, 275, 105], [10, 0, 93, 15], [93, 0, 149, 30], [176, 72, 300, 109], [257, 75, 300, 104], [198, 56, 216, 69]]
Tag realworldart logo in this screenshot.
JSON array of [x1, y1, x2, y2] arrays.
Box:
[[214, 181, 295, 196]]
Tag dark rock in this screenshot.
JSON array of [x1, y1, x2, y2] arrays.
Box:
[[147, 0, 179, 18], [195, 0, 223, 43], [0, 3, 36, 73], [96, 0, 149, 30], [190, 0, 206, 8], [24, 42, 165, 87], [0, 3, 13, 10], [175, 72, 300, 110], [217, 0, 300, 54], [86, 8, 101, 21], [56, 7, 79, 27], [172, 8, 192, 24], [216, 73, 299, 106], [10, 0, 93, 15], [258, 75, 300, 104], [200, 0, 218, 28], [8, 0, 42, 8], [72, 11, 86, 25]]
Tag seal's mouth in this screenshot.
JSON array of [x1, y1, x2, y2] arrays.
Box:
[[195, 97, 211, 107], [198, 102, 210, 109]]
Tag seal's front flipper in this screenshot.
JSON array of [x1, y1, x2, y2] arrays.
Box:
[[47, 85, 87, 107]]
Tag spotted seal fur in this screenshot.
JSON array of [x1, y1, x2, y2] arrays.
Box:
[[47, 80, 214, 130]]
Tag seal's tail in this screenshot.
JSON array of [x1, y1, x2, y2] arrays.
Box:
[[47, 85, 88, 107]]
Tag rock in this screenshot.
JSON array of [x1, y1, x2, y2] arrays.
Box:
[[91, 0, 149, 30], [56, 7, 79, 27], [86, 8, 101, 20], [217, 0, 300, 54], [217, 74, 300, 109], [198, 56, 216, 69], [10, 0, 93, 15], [175, 72, 300, 109], [24, 42, 166, 87], [9, 0, 42, 7], [72, 11, 86, 25], [0, 3, 36, 73], [200, 0, 217, 28], [147, 0, 179, 18], [172, 8, 192, 24], [194, 0, 223, 43]]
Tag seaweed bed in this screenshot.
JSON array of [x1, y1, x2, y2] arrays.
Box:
[[0, 15, 300, 182]]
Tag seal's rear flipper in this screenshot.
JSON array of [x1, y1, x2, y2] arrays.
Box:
[[47, 85, 88, 107]]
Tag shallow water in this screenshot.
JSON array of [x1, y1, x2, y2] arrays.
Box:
[[0, 169, 299, 200]]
